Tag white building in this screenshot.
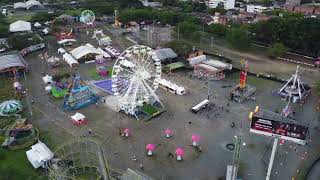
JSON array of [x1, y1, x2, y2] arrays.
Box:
[[246, 4, 268, 13], [208, 0, 235, 10]]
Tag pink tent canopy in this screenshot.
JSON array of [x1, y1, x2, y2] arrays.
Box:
[[191, 134, 200, 142], [164, 129, 173, 136], [175, 147, 185, 157], [146, 144, 156, 151]]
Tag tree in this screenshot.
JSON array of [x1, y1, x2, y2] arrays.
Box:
[[176, 21, 200, 39], [226, 27, 251, 50], [208, 24, 227, 37], [7, 33, 43, 50], [250, 15, 320, 57], [32, 12, 58, 22], [166, 40, 192, 56], [0, 15, 8, 37], [268, 43, 287, 58]]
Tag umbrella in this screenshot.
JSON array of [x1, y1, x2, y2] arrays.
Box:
[[124, 128, 130, 137], [191, 134, 201, 146], [0, 100, 22, 116], [164, 129, 173, 138], [146, 144, 156, 156], [175, 147, 184, 161]]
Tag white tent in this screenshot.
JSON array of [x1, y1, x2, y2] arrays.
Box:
[[42, 75, 53, 84], [71, 112, 85, 121], [57, 39, 77, 45], [34, 22, 41, 27], [57, 47, 66, 54], [26, 141, 54, 169], [9, 20, 31, 32], [42, 28, 49, 35], [63, 53, 79, 67], [14, 0, 43, 10], [70, 46, 104, 60]]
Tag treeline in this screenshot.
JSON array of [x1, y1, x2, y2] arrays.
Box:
[[174, 11, 320, 57], [119, 8, 201, 25], [250, 14, 320, 57], [0, 15, 8, 37]]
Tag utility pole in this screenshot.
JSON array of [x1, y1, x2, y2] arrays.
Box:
[[210, 36, 214, 51]]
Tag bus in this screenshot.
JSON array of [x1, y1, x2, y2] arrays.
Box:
[[191, 99, 210, 113]]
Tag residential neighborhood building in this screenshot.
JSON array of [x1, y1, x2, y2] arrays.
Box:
[[208, 0, 235, 10], [246, 5, 268, 13]]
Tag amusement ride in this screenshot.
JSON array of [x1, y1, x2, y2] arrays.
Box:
[[111, 45, 163, 119]]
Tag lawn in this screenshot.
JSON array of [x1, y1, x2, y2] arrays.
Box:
[[88, 68, 101, 80], [142, 104, 159, 116], [0, 78, 17, 102], [0, 148, 47, 180], [6, 14, 33, 23]]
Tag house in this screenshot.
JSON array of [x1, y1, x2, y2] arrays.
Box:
[[246, 5, 268, 13]]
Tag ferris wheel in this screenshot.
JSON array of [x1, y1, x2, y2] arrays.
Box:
[[80, 10, 95, 24], [112, 45, 162, 117]]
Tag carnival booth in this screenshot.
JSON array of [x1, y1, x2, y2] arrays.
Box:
[[71, 112, 87, 126]]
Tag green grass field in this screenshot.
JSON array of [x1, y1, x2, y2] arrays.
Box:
[[142, 104, 159, 116], [6, 14, 33, 23], [0, 148, 47, 180]]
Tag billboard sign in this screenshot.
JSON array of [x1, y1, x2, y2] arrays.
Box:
[[250, 115, 308, 145]]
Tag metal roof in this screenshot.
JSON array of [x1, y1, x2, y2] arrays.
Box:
[[155, 48, 177, 61], [0, 52, 27, 72]]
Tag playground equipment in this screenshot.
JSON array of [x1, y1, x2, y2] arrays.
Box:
[[48, 138, 154, 180], [114, 10, 121, 27], [230, 60, 256, 103], [0, 100, 22, 117], [2, 118, 39, 149], [95, 55, 109, 76], [80, 10, 95, 25], [51, 15, 75, 40], [278, 65, 309, 103], [111, 45, 164, 120], [62, 73, 98, 110]]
